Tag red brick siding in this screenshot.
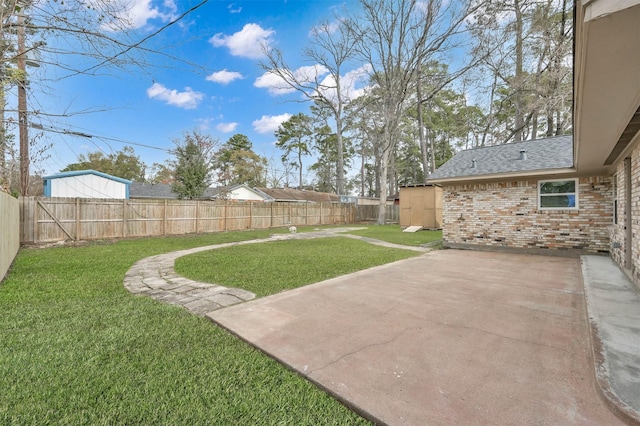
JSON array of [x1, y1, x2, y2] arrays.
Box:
[[442, 177, 612, 253]]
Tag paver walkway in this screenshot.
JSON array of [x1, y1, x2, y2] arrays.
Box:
[[124, 228, 429, 316]]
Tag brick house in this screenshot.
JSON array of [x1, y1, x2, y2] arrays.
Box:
[[429, 136, 612, 254], [429, 1, 640, 287]]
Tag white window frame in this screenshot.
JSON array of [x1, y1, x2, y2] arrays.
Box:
[[538, 178, 579, 210]]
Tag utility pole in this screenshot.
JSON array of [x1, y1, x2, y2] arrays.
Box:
[[17, 9, 28, 196]]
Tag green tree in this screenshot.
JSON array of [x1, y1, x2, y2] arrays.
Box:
[[172, 131, 217, 199], [275, 113, 313, 190], [214, 134, 267, 187], [148, 162, 174, 184], [61, 146, 146, 181]]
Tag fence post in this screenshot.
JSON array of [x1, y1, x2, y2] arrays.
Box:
[[224, 200, 228, 231], [270, 202, 274, 228], [249, 201, 253, 229], [305, 202, 308, 225], [163, 199, 167, 236], [123, 200, 127, 238], [75, 198, 80, 240], [196, 200, 200, 233], [34, 197, 38, 243]]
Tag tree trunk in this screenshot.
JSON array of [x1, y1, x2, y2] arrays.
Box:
[[335, 114, 345, 195], [377, 154, 389, 225], [297, 149, 303, 190], [416, 68, 430, 181], [513, 0, 525, 143]]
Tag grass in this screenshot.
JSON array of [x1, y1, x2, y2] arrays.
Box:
[[343, 224, 442, 246], [0, 229, 375, 425], [175, 237, 420, 297], [0, 226, 426, 425]]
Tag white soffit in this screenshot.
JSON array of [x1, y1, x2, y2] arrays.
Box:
[[584, 0, 640, 21]]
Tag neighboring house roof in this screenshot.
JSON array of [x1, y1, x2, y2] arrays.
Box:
[[130, 183, 274, 201], [257, 187, 340, 203], [207, 184, 273, 201], [43, 169, 132, 184], [129, 182, 178, 199], [428, 135, 574, 183]]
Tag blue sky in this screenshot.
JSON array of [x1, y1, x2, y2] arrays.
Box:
[[31, 0, 355, 178]]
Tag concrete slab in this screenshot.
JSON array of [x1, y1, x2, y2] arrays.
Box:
[[208, 250, 625, 425], [582, 255, 640, 423], [403, 225, 423, 233]]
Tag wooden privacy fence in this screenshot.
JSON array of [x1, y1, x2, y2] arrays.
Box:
[[356, 204, 400, 223], [20, 197, 356, 244], [1, 192, 20, 280]]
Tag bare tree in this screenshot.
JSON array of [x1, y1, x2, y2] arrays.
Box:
[[0, 0, 207, 194], [347, 0, 480, 224], [261, 17, 361, 195]]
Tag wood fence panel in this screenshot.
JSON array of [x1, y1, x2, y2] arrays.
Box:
[[37, 197, 76, 242], [2, 193, 20, 280], [356, 204, 399, 223], [126, 200, 164, 237], [197, 202, 225, 233], [250, 203, 273, 230], [80, 199, 124, 240], [19, 197, 359, 244]]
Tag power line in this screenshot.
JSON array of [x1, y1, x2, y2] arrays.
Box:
[[29, 122, 172, 153]]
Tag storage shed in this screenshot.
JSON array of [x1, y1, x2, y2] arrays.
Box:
[[43, 170, 131, 199], [399, 184, 443, 229]]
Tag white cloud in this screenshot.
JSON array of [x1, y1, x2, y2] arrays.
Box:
[[98, 0, 177, 31], [228, 3, 242, 13], [216, 122, 238, 133], [209, 23, 275, 59], [254, 71, 295, 95], [252, 113, 292, 134], [317, 64, 372, 102], [309, 21, 339, 37], [206, 69, 244, 84], [254, 64, 329, 96], [146, 83, 204, 109]]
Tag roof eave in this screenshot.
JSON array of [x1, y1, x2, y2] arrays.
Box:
[[427, 167, 578, 184]]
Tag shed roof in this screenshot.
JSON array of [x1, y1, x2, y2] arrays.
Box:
[[428, 135, 574, 182], [43, 169, 132, 184]]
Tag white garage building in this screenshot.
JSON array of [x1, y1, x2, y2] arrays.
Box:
[[43, 170, 131, 199]]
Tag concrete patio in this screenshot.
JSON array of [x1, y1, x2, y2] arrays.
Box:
[[207, 249, 633, 425]]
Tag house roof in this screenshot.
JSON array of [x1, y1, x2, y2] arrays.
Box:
[[428, 135, 574, 183], [43, 169, 132, 185], [129, 182, 179, 199], [130, 183, 274, 201], [207, 184, 273, 201], [257, 187, 340, 203]]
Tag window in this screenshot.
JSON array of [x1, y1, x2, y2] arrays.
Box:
[[538, 179, 578, 210]]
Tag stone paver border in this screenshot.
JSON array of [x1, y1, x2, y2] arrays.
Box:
[[124, 227, 431, 316]]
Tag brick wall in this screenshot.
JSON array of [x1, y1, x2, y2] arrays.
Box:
[[610, 145, 640, 288], [442, 176, 612, 253]]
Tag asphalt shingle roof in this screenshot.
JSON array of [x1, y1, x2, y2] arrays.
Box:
[[428, 135, 574, 181]]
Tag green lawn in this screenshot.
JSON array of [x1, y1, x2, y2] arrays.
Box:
[[0, 227, 424, 425], [175, 237, 419, 297], [292, 224, 442, 247], [344, 225, 442, 246]]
